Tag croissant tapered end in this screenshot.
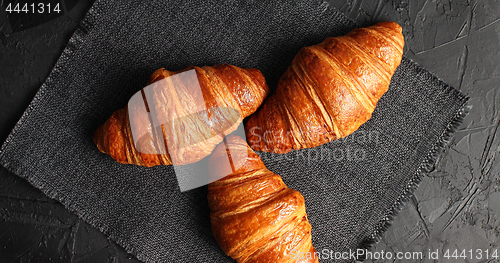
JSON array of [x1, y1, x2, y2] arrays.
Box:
[[208, 136, 318, 263], [245, 21, 404, 154], [94, 65, 269, 167]]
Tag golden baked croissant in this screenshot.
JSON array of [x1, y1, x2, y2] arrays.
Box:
[[245, 21, 404, 153], [208, 135, 317, 263], [94, 64, 269, 166]]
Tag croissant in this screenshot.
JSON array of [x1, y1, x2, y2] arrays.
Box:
[[245, 21, 404, 154], [208, 135, 317, 263], [94, 64, 269, 166]]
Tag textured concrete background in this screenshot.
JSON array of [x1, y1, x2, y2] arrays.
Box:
[[0, 0, 499, 262], [331, 1, 500, 262]]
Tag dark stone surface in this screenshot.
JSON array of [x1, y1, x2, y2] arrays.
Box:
[[333, 1, 500, 263], [1, 1, 140, 262], [0, 0, 498, 262]]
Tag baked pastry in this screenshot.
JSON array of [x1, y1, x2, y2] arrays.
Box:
[[245, 21, 404, 153], [94, 64, 269, 166], [208, 135, 317, 263]]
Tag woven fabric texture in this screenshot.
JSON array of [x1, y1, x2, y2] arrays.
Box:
[[0, 0, 468, 262]]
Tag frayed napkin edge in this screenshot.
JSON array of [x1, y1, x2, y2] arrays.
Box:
[[358, 91, 470, 257]]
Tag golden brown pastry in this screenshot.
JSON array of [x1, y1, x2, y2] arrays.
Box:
[[208, 135, 317, 263], [245, 21, 404, 153], [94, 64, 269, 166]]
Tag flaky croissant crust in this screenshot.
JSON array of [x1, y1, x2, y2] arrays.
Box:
[[245, 21, 404, 154], [94, 64, 269, 166], [208, 136, 317, 263]]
